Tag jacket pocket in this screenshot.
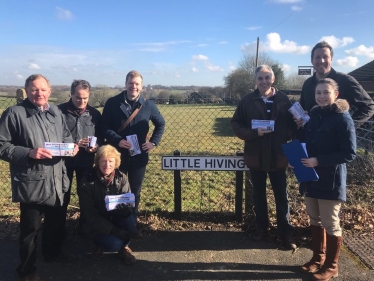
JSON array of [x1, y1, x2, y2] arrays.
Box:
[[312, 166, 337, 191], [13, 171, 49, 203]]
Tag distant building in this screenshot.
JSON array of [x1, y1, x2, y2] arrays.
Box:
[[186, 91, 206, 103], [348, 60, 374, 93]]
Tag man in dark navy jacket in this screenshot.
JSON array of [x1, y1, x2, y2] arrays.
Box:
[[299, 41, 374, 127], [101, 70, 165, 236]]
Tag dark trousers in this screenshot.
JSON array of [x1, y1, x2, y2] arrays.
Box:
[[94, 215, 136, 251], [64, 166, 92, 227], [119, 164, 146, 221], [17, 203, 65, 278], [250, 169, 293, 236]]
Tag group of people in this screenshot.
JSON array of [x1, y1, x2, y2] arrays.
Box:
[[0, 70, 165, 281], [0, 41, 373, 281], [231, 41, 374, 281]]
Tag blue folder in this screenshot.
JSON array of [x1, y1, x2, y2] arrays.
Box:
[[281, 140, 319, 183]]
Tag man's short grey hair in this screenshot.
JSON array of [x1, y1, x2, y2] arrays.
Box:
[[254, 65, 274, 80]]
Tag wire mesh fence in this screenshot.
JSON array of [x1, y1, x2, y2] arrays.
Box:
[[1, 93, 374, 222]]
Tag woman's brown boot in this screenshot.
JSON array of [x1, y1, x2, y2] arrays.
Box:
[[312, 234, 342, 281], [301, 225, 326, 273]]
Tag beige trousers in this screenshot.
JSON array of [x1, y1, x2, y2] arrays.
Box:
[[305, 197, 342, 236]]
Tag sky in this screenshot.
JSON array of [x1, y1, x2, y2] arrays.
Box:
[[1, 0, 374, 87]]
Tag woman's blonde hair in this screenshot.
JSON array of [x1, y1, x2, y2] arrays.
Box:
[[94, 145, 121, 169]]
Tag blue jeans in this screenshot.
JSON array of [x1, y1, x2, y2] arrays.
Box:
[[250, 169, 293, 236], [93, 215, 136, 252]]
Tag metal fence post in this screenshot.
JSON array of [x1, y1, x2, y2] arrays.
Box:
[[174, 150, 182, 220], [235, 151, 244, 222]]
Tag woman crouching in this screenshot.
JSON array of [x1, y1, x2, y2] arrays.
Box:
[[79, 144, 136, 264], [298, 78, 356, 280]]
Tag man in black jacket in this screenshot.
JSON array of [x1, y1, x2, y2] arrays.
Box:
[[299, 41, 374, 127], [59, 80, 103, 234], [102, 70, 165, 237]]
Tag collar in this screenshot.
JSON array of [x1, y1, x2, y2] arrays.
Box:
[[121, 90, 146, 106], [23, 98, 57, 117]]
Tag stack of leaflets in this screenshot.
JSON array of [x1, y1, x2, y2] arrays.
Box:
[[289, 102, 310, 126], [105, 193, 135, 211], [44, 142, 74, 156], [126, 134, 141, 156], [251, 119, 275, 131]]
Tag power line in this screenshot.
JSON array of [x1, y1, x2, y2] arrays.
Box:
[[267, 0, 312, 33]]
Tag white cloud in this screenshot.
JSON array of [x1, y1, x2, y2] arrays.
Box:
[[192, 55, 209, 61], [259, 33, 310, 54], [291, 6, 302, 11], [228, 62, 236, 71], [246, 26, 262, 31], [319, 35, 355, 48], [345, 45, 374, 59], [197, 44, 208, 47], [204, 62, 223, 72], [14, 71, 23, 80], [28, 63, 41, 69], [56, 7, 74, 21], [219, 41, 228, 45], [240, 42, 258, 53], [281, 64, 292, 73], [175, 73, 180, 78], [192, 67, 198, 72], [336, 56, 359, 67]]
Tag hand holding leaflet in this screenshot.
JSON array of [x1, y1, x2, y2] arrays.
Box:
[[281, 140, 319, 183]]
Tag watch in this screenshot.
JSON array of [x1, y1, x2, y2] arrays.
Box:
[[152, 142, 157, 147]]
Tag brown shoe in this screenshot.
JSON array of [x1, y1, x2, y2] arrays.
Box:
[[22, 273, 41, 281], [118, 246, 136, 265]]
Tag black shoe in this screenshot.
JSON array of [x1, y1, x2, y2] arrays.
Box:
[[251, 229, 266, 241], [44, 251, 78, 263], [282, 234, 297, 250]]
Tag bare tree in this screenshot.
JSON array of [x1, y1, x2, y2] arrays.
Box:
[[284, 72, 310, 89]]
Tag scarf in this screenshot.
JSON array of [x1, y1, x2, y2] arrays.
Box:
[[67, 98, 87, 117], [97, 169, 115, 187]]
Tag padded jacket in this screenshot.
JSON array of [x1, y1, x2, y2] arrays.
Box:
[[78, 168, 131, 238], [0, 99, 73, 206], [298, 99, 356, 201]]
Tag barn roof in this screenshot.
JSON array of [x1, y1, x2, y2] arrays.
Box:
[[348, 60, 374, 82]]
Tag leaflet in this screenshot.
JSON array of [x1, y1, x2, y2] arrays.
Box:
[[44, 142, 75, 156], [251, 119, 275, 131], [126, 134, 141, 156], [105, 193, 135, 211], [289, 102, 310, 126]]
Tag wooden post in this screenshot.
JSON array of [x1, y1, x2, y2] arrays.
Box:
[[173, 150, 182, 220]]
